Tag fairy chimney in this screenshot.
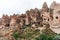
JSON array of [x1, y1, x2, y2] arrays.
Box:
[[50, 1, 60, 34], [10, 14, 20, 26], [25, 10, 30, 25], [50, 1, 56, 9], [42, 2, 49, 12], [1, 14, 10, 26]]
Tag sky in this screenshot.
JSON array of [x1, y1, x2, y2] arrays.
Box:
[[0, 0, 60, 17]]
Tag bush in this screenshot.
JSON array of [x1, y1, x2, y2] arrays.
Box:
[[35, 38, 39, 40], [47, 36, 54, 40], [12, 32, 20, 40], [39, 34, 48, 40], [54, 35, 60, 40], [34, 33, 55, 40]]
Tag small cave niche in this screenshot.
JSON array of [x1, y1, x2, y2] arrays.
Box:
[[48, 18, 49, 21], [5, 24, 10, 27], [44, 18, 46, 20], [56, 16, 58, 19]]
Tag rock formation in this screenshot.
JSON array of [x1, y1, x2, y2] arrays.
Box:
[[0, 1, 60, 40]]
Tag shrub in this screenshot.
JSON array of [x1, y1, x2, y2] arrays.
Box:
[[47, 36, 54, 40], [54, 35, 60, 40], [39, 34, 48, 40], [34, 33, 55, 40], [12, 32, 20, 40]]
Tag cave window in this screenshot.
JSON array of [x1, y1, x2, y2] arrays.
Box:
[[44, 18, 46, 20], [38, 22, 40, 24], [48, 18, 49, 21], [56, 16, 58, 19], [42, 15, 43, 17], [5, 24, 9, 27]]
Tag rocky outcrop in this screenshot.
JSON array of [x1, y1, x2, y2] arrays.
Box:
[[42, 2, 49, 12], [1, 15, 10, 26], [0, 1, 60, 40]]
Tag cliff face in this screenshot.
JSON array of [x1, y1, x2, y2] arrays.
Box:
[[50, 1, 60, 34], [0, 1, 60, 40]]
